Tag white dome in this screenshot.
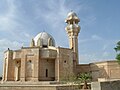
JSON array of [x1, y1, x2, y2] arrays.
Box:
[[65, 11, 80, 23], [67, 11, 77, 17], [34, 32, 55, 47]]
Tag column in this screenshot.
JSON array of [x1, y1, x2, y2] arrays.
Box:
[[15, 65, 18, 81], [2, 59, 6, 81], [55, 52, 59, 82], [5, 58, 8, 81], [33, 51, 39, 81], [20, 55, 26, 81]]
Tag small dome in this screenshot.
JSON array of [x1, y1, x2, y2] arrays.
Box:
[[34, 32, 55, 47], [65, 11, 80, 23], [67, 11, 77, 17]]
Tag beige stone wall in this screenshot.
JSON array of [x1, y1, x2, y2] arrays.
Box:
[[75, 64, 90, 75], [57, 47, 74, 81], [75, 60, 120, 82], [91, 80, 120, 90], [3, 46, 59, 82], [39, 48, 57, 81], [107, 61, 120, 79], [90, 61, 120, 81], [90, 62, 108, 81], [13, 50, 21, 59], [39, 59, 55, 81], [0, 85, 57, 90], [3, 50, 15, 81], [20, 47, 40, 81], [0, 84, 77, 90], [19, 47, 57, 81]]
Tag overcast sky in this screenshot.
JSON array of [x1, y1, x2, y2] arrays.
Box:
[[0, 0, 120, 76]]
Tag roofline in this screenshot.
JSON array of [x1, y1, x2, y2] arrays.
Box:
[[57, 46, 72, 50], [89, 60, 117, 64]]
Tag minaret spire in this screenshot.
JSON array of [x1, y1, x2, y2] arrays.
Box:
[[65, 11, 81, 64], [30, 38, 35, 47]]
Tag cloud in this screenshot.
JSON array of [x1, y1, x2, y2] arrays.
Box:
[[102, 44, 108, 51], [79, 51, 115, 64], [91, 35, 102, 40], [102, 52, 110, 57], [82, 15, 96, 27], [79, 38, 117, 63], [30, 0, 70, 47], [79, 54, 96, 63], [0, 38, 23, 50], [0, 0, 17, 31], [34, 0, 69, 29], [0, 0, 96, 47], [79, 34, 102, 44], [0, 0, 32, 39], [24, 33, 31, 38]]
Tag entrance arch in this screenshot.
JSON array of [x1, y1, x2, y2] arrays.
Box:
[[26, 60, 33, 81], [15, 61, 21, 81]]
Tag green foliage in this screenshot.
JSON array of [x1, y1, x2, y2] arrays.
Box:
[[60, 72, 92, 89], [114, 41, 120, 52], [77, 73, 92, 83], [114, 41, 120, 64], [116, 54, 120, 64], [77, 73, 91, 89], [117, 41, 120, 45]]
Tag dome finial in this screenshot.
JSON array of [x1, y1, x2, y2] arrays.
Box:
[[71, 10, 73, 12], [30, 38, 35, 47], [43, 29, 45, 32]]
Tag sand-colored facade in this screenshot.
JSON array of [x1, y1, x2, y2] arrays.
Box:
[[3, 46, 74, 82], [76, 61, 120, 81]]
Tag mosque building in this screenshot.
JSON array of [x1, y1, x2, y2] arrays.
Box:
[[2, 11, 120, 82]]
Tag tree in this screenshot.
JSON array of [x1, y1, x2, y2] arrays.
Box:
[[114, 41, 120, 64], [60, 72, 79, 90], [77, 72, 92, 89]]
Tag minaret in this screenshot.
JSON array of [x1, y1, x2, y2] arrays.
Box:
[[65, 11, 81, 64]]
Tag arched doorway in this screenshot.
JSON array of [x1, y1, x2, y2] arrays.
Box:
[[39, 59, 55, 81], [26, 60, 33, 81], [15, 61, 21, 81]]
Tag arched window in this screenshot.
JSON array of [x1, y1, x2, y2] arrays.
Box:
[[15, 61, 21, 81], [26, 60, 33, 78], [46, 69, 48, 77], [37, 38, 42, 47], [64, 60, 67, 63], [48, 38, 53, 46]]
